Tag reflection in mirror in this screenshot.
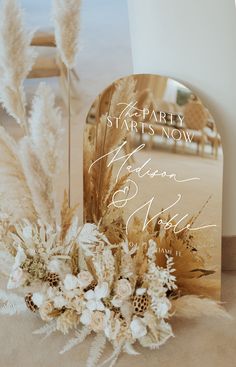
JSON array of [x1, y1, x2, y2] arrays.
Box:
[[84, 74, 223, 299]]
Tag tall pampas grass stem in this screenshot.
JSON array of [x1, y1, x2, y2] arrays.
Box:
[[52, 0, 81, 207]]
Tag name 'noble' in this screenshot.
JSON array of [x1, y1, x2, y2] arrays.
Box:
[[106, 101, 195, 143]]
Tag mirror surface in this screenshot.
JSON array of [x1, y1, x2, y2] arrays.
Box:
[[84, 74, 223, 299]]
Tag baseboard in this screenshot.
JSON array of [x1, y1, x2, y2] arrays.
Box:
[[222, 236, 236, 270]]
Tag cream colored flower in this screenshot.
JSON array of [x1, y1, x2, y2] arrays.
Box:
[[77, 271, 93, 288], [39, 301, 54, 322], [116, 279, 132, 300], [130, 317, 147, 339]]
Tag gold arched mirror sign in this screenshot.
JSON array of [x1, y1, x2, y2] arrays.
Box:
[[83, 74, 223, 299]]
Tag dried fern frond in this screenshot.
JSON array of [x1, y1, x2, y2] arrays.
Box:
[[60, 326, 91, 354], [0, 126, 36, 221], [29, 83, 64, 177], [172, 295, 231, 319], [87, 333, 106, 367], [52, 0, 81, 69], [0, 0, 36, 127], [19, 137, 55, 224], [33, 321, 57, 339]]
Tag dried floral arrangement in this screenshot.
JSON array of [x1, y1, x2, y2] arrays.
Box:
[[0, 1, 230, 367]]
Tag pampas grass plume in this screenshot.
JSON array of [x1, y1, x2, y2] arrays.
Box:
[[52, 0, 81, 69], [29, 83, 64, 177], [0, 126, 36, 221], [19, 137, 55, 224], [0, 0, 36, 127], [172, 295, 232, 319]]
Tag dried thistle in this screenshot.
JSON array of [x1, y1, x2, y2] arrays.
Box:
[[0, 0, 36, 129]]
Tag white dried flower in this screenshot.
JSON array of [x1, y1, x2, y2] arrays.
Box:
[[130, 318, 147, 339], [64, 274, 79, 290], [7, 246, 26, 289], [22, 225, 32, 240], [111, 296, 122, 308], [54, 295, 67, 309], [151, 297, 171, 319], [32, 293, 44, 307], [84, 282, 109, 312], [77, 271, 93, 288], [48, 259, 61, 274], [115, 279, 132, 300], [7, 267, 24, 289], [136, 288, 146, 296], [77, 223, 110, 256], [80, 309, 92, 326]]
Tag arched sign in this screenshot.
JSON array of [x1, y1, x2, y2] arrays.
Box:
[[83, 74, 223, 299]]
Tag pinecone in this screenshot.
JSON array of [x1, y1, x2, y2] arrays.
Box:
[[133, 293, 150, 316], [25, 293, 38, 312], [45, 272, 60, 287], [84, 279, 97, 292]]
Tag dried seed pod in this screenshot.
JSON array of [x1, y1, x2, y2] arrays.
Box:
[[45, 272, 60, 287], [133, 293, 150, 316], [25, 293, 38, 313], [84, 279, 97, 292]]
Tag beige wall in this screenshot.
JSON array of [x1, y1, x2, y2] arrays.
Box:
[[128, 0, 236, 236]]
